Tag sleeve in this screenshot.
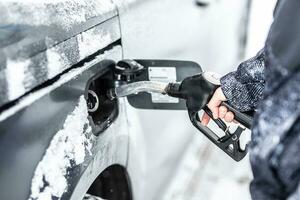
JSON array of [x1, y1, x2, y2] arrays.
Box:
[[249, 71, 300, 200], [249, 0, 300, 199], [220, 50, 266, 112]]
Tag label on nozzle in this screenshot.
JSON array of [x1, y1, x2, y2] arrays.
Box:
[[148, 67, 179, 103]]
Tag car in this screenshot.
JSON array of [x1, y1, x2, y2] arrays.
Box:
[[0, 0, 250, 199]]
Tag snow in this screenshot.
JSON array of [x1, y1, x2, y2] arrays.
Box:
[[0, 45, 122, 122], [46, 47, 70, 79], [29, 95, 93, 200], [210, 178, 251, 200], [77, 28, 112, 60], [5, 59, 29, 100], [1, 13, 120, 106], [2, 0, 116, 31], [162, 134, 252, 200]]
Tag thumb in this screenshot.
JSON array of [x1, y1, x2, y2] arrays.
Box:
[[207, 87, 226, 119]]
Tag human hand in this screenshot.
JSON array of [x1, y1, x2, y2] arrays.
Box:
[[201, 87, 235, 125]]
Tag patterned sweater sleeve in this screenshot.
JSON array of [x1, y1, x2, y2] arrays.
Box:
[[220, 50, 266, 112]]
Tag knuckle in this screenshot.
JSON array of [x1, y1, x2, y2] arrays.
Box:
[[219, 106, 227, 113], [225, 113, 234, 122]]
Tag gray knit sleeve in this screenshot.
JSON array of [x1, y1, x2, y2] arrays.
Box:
[[220, 50, 266, 112]]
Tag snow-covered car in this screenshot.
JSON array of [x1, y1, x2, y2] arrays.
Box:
[[0, 0, 250, 199]]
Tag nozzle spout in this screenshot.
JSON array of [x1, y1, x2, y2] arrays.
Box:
[[164, 82, 184, 99], [107, 81, 170, 99]]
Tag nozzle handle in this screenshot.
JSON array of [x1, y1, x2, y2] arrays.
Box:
[[221, 102, 253, 129], [188, 110, 248, 162]]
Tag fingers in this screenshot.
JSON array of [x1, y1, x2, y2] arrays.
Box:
[[207, 96, 221, 119], [218, 106, 227, 119], [201, 108, 235, 125], [207, 102, 219, 119], [201, 112, 211, 126], [201, 87, 235, 126], [224, 112, 234, 123], [219, 105, 234, 123], [206, 87, 227, 119]]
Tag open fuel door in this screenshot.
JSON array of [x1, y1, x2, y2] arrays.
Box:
[[115, 60, 202, 110]]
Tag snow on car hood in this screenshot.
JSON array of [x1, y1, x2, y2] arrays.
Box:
[[1, 0, 115, 30], [0, 0, 120, 108], [28, 95, 93, 200]]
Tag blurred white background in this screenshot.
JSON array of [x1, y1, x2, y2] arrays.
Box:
[[246, 0, 277, 57]]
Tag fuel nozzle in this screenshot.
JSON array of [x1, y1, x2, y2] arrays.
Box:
[[164, 82, 182, 99], [166, 73, 219, 111]]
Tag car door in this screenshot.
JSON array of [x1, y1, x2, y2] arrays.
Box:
[[0, 1, 131, 200], [113, 0, 250, 199]]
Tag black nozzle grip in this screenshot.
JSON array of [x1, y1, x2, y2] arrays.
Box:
[[221, 102, 253, 129], [188, 110, 247, 162]]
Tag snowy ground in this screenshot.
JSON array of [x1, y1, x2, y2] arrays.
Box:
[[162, 134, 252, 200]]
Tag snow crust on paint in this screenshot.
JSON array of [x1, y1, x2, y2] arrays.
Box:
[[5, 59, 29, 100], [3, 20, 118, 103], [46, 47, 70, 79], [46, 24, 116, 79], [0, 45, 122, 122], [78, 29, 112, 60], [29, 95, 92, 200], [2, 0, 115, 30]]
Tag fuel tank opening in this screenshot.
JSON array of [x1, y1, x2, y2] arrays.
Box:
[[87, 90, 100, 113], [86, 61, 118, 136]]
